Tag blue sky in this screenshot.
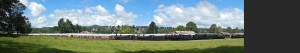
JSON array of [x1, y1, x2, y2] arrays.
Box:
[[20, 0, 244, 28]]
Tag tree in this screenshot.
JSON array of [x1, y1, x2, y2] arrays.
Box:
[[18, 17, 31, 34], [0, 0, 31, 35], [209, 24, 218, 33], [208, 24, 223, 33], [240, 29, 244, 33], [119, 25, 132, 34], [116, 25, 120, 34], [75, 24, 81, 33], [226, 27, 232, 33], [233, 28, 239, 33], [65, 19, 74, 33], [58, 18, 65, 33], [186, 21, 199, 33], [146, 21, 158, 34], [217, 26, 223, 33], [14, 13, 26, 34], [176, 25, 186, 31]]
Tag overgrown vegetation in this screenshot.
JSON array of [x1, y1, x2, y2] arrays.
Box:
[[0, 36, 244, 53]]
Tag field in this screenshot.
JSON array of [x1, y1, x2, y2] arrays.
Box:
[[0, 36, 244, 53]]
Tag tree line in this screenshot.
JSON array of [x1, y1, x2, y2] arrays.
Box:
[[32, 19, 243, 34], [0, 0, 32, 35], [57, 18, 82, 33]]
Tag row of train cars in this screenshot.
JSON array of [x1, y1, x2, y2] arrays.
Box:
[[39, 33, 244, 40], [30, 33, 244, 40], [111, 33, 244, 40]]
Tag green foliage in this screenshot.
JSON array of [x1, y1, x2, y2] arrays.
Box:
[[233, 28, 240, 33], [58, 18, 65, 33], [0, 0, 31, 35], [65, 19, 74, 33], [176, 25, 186, 31], [226, 27, 233, 33], [217, 26, 223, 33], [57, 18, 79, 33], [157, 27, 176, 33], [146, 21, 158, 34], [240, 29, 244, 33], [209, 24, 218, 33], [20, 20, 32, 34], [186, 21, 199, 33], [119, 25, 133, 34], [208, 24, 225, 33], [74, 24, 81, 33]]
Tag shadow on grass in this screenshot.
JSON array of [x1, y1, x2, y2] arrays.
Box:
[[0, 40, 76, 53], [0, 34, 32, 38], [117, 46, 243, 53], [131, 39, 225, 41]]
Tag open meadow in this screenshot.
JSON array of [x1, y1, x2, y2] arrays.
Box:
[[0, 36, 244, 53]]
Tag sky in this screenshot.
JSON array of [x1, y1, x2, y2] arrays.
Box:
[[19, 0, 244, 28]]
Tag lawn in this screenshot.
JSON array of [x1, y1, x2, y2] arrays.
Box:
[[0, 36, 244, 53]]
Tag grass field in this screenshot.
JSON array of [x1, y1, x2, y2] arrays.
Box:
[[0, 36, 244, 53]]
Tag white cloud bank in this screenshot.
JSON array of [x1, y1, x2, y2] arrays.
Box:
[[28, 2, 46, 17], [46, 4, 137, 27], [153, 1, 244, 28], [20, 0, 47, 28], [21, 0, 243, 28]]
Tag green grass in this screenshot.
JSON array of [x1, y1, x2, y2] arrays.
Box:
[[0, 36, 244, 53]]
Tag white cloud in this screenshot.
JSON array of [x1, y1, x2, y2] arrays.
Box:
[[154, 15, 163, 24], [114, 4, 137, 25], [153, 1, 244, 28], [20, 0, 48, 28], [44, 4, 137, 27], [96, 5, 108, 14], [115, 4, 125, 13], [31, 15, 48, 28], [28, 2, 46, 17], [19, 0, 28, 6]]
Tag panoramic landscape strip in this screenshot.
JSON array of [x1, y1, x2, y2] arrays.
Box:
[[1, 0, 244, 53]]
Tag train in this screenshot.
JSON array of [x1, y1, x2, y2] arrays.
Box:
[[113, 33, 244, 40], [29, 32, 244, 40]]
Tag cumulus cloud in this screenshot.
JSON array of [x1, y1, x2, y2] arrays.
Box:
[[46, 4, 137, 27], [114, 4, 137, 25], [153, 1, 244, 28], [30, 15, 48, 28], [28, 2, 46, 17], [19, 0, 28, 6], [19, 0, 48, 28]]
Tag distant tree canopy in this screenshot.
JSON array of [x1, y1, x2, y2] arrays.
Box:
[[146, 21, 158, 34], [119, 25, 133, 34], [226, 27, 232, 33], [176, 25, 186, 31], [34, 20, 244, 33], [0, 0, 32, 35], [209, 24, 218, 33], [208, 24, 244, 33], [57, 18, 81, 33], [233, 28, 240, 33], [75, 24, 81, 33], [186, 21, 199, 33], [217, 26, 223, 33]]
